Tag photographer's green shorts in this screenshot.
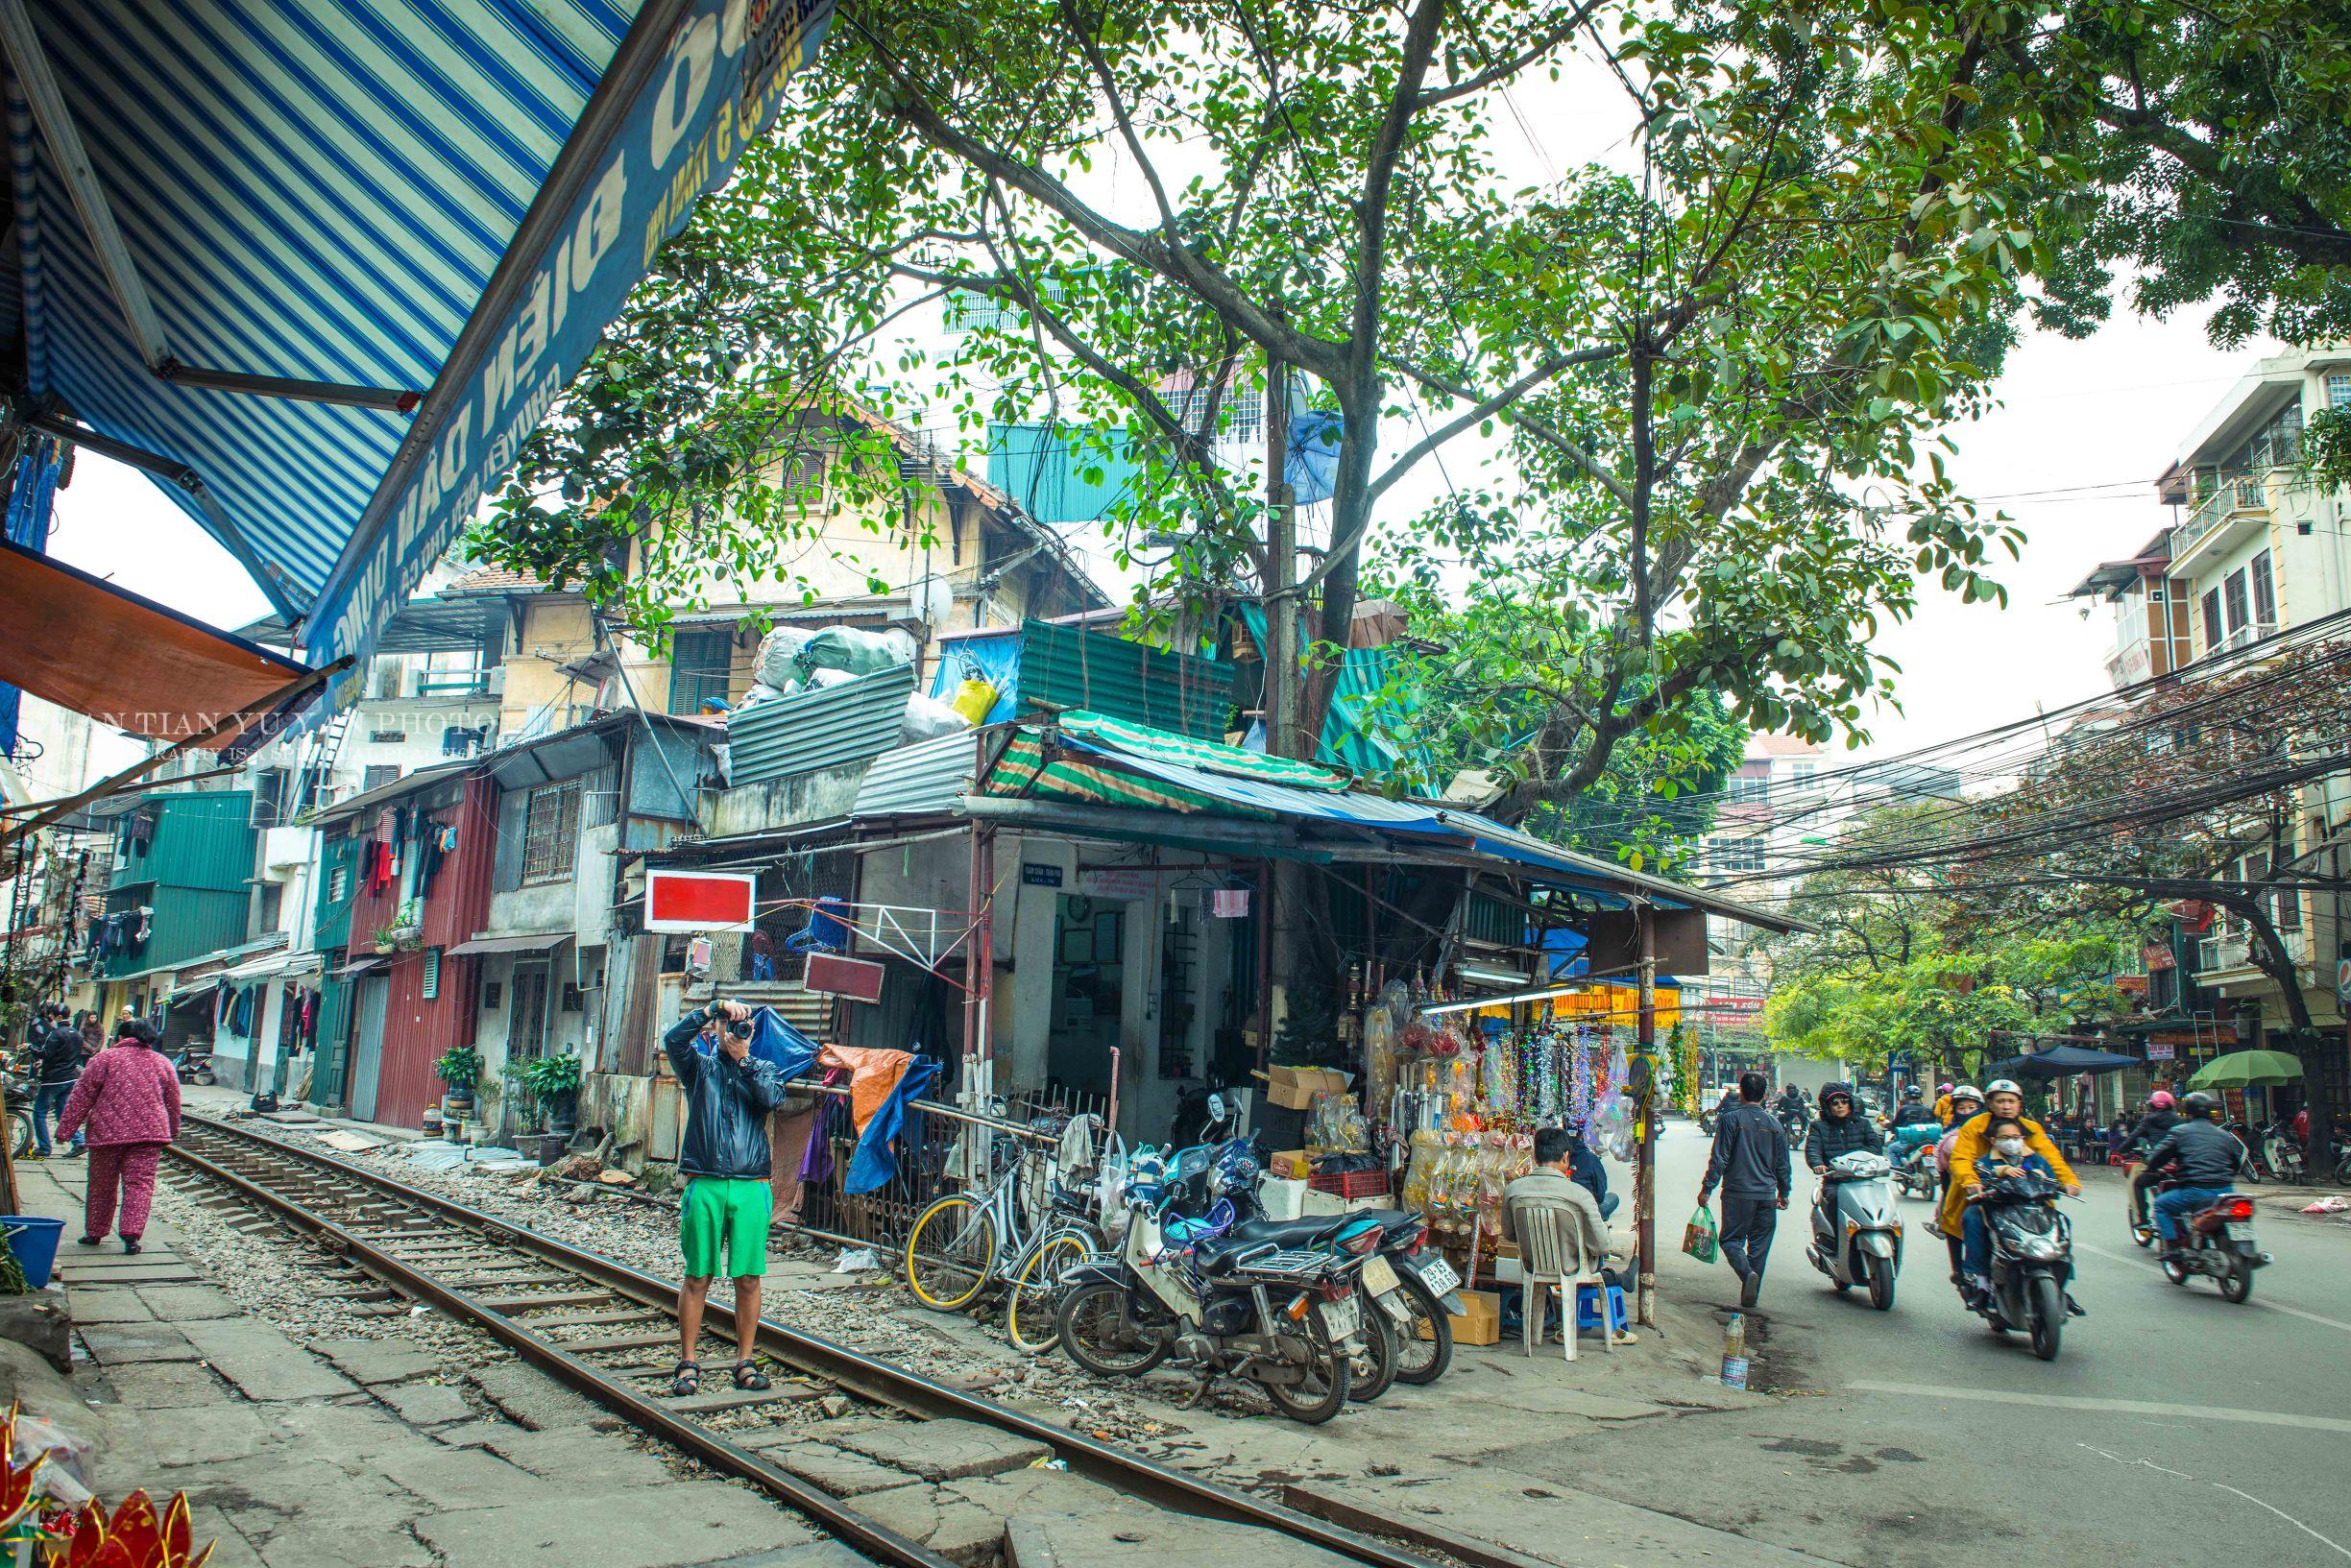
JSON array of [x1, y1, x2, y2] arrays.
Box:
[[680, 1177, 772, 1279]]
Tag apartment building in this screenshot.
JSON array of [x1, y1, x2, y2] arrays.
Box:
[[2067, 346, 2351, 1095]]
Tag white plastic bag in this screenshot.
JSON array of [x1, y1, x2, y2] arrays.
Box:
[[902, 692, 972, 742]]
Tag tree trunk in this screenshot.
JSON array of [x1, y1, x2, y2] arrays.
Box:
[[2230, 898, 2334, 1168]]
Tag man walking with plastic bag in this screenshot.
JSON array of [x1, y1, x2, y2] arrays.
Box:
[[1698, 1073, 1792, 1308]]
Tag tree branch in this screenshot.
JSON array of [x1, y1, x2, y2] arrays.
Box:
[[1419, 0, 1609, 106]]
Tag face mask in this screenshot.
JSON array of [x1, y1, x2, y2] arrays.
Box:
[[1994, 1138, 2025, 1157]]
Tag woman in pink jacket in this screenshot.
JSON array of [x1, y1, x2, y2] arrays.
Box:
[[56, 1019, 181, 1255]]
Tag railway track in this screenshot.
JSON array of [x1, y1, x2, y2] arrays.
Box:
[[162, 1113, 1450, 1568]]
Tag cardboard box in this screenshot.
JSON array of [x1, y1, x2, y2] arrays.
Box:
[[1449, 1289, 1501, 1347], [1271, 1149, 1313, 1180], [1266, 1065, 1351, 1111]]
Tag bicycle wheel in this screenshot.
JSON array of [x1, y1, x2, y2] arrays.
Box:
[[905, 1195, 999, 1312], [1006, 1228, 1095, 1354]]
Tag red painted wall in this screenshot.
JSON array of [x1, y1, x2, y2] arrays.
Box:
[[347, 775, 497, 1127]]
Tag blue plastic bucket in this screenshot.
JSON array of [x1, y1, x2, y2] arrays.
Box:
[[2, 1217, 65, 1291]]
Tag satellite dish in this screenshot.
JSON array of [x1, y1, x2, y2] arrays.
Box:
[[910, 572, 954, 627]]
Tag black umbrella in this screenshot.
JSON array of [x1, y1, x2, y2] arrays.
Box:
[[1981, 1042, 2142, 1082]]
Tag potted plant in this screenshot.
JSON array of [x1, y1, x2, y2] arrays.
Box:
[[517, 1049, 584, 1141], [433, 1046, 482, 1118], [374, 900, 424, 952]]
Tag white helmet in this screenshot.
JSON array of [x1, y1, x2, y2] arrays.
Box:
[[1951, 1084, 1983, 1103], [1984, 1078, 2023, 1098]]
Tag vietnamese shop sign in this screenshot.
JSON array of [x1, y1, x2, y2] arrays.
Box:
[[301, 0, 834, 692]]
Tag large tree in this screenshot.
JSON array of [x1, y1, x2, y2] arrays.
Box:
[[475, 0, 2040, 797], [1973, 0, 2351, 347]]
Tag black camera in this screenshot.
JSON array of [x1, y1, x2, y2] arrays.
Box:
[[725, 1016, 754, 1041]]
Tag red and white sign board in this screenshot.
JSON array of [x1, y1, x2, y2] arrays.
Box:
[[805, 952, 885, 1004], [644, 871, 757, 932]]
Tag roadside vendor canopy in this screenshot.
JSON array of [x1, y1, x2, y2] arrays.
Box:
[[1981, 1042, 2143, 1081], [0, 0, 833, 698], [0, 540, 314, 755], [2187, 1049, 2304, 1090]]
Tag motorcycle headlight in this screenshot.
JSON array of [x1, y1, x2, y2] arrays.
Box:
[[2018, 1237, 2066, 1262]]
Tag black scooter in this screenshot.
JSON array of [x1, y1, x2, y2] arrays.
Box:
[[1961, 1170, 2078, 1362]]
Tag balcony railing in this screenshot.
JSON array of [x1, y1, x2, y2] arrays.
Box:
[[2170, 473, 2269, 559], [2219, 619, 2279, 653], [2196, 926, 2308, 976]]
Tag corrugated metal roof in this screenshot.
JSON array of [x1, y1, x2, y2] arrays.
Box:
[[727, 665, 916, 786], [1019, 619, 1232, 738], [853, 734, 978, 818], [1057, 736, 1443, 829]]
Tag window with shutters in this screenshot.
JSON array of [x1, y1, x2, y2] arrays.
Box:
[[667, 629, 735, 715], [362, 763, 400, 793], [422, 947, 442, 1000], [2201, 588, 2224, 651], [327, 865, 350, 904], [521, 781, 581, 883], [2249, 549, 2278, 634]]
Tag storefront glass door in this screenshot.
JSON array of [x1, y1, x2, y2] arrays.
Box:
[[1046, 895, 1124, 1100]]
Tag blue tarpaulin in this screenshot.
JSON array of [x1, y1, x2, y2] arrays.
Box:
[[929, 629, 1023, 723]]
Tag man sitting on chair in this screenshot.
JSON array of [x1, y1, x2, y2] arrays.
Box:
[[1501, 1124, 1638, 1346]]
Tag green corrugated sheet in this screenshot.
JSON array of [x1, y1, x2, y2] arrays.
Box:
[[985, 732, 1269, 819], [1020, 619, 1232, 739], [313, 835, 362, 951], [1060, 711, 1345, 790], [727, 664, 917, 785], [1235, 605, 1431, 780], [986, 423, 1147, 525], [102, 792, 258, 977]]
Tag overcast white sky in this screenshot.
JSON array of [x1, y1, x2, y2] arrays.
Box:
[[41, 45, 2284, 774]]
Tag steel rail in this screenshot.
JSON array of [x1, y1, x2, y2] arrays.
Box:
[[163, 1136, 956, 1568], [173, 1114, 1448, 1568]]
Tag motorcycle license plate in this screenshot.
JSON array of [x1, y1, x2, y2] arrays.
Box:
[[1416, 1258, 1461, 1295], [2225, 1222, 2255, 1241], [1362, 1255, 1401, 1295], [1321, 1293, 1364, 1340]]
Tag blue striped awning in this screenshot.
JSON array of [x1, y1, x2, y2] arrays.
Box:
[[0, 0, 831, 685]]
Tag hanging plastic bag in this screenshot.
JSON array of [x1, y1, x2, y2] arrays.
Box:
[[1682, 1203, 1719, 1265]]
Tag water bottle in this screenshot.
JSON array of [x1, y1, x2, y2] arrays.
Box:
[[1720, 1311, 1748, 1390]]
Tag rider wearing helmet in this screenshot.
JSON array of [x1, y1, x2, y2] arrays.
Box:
[[1892, 1084, 1940, 1129], [1941, 1079, 2080, 1302], [1933, 1086, 1985, 1278], [2143, 1091, 2250, 1261], [1933, 1082, 1957, 1123], [2124, 1090, 2183, 1231]]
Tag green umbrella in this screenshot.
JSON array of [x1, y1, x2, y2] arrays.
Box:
[[2186, 1049, 2304, 1089]]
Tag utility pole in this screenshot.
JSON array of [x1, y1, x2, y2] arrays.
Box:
[[1261, 353, 1300, 1049], [1635, 901, 1659, 1327], [1263, 355, 1297, 760]]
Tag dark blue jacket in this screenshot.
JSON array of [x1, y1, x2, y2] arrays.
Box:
[[1704, 1103, 1792, 1200]]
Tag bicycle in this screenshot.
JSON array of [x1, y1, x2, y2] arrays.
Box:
[[904, 1128, 1108, 1353]]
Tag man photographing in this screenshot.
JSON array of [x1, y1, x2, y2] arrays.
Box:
[[664, 998, 787, 1397]]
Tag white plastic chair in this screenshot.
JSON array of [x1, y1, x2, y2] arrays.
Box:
[[1514, 1201, 1623, 1362]]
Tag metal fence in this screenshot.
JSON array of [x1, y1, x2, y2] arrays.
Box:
[[780, 1078, 1112, 1256]]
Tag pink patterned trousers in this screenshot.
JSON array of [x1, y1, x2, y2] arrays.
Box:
[[85, 1143, 163, 1242]]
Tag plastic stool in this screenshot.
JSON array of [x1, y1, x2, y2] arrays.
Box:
[[1573, 1283, 1627, 1337]]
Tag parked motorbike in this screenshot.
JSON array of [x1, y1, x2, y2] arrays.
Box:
[[1155, 1138, 1418, 1398], [2, 1061, 33, 1160], [1054, 1190, 1372, 1424], [2220, 1119, 2263, 1183], [1222, 1185, 1461, 1388], [1961, 1170, 2077, 1362], [2258, 1120, 2304, 1183], [2154, 1184, 2268, 1302], [2332, 1127, 2351, 1187], [1807, 1149, 1903, 1310]]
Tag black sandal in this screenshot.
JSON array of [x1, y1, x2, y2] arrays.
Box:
[[670, 1361, 701, 1397], [732, 1361, 771, 1391]]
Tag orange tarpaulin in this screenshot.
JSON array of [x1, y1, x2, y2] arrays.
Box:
[[0, 542, 317, 757]]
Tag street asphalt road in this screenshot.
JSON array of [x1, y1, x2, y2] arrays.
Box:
[[1511, 1121, 2351, 1565]]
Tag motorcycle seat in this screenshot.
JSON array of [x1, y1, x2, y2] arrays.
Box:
[[1187, 1234, 1279, 1275], [1229, 1215, 1355, 1248]]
